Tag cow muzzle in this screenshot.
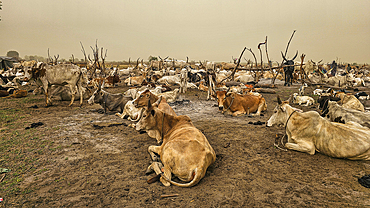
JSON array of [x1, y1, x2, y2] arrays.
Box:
[[218, 106, 224, 111]]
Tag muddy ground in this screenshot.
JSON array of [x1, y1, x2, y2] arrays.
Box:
[[1, 81, 370, 207]]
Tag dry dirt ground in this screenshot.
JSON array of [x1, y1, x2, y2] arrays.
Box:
[[1, 82, 370, 207]]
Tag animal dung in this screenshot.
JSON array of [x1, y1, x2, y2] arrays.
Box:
[[248, 121, 266, 125], [25, 122, 44, 129], [358, 175, 370, 188]]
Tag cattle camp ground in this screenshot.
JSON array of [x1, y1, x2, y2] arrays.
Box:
[[1, 59, 370, 207]]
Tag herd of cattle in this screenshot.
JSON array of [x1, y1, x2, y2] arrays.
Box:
[[1, 59, 370, 187]]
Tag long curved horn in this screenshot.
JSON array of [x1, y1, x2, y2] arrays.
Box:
[[292, 51, 298, 61], [281, 51, 288, 62]]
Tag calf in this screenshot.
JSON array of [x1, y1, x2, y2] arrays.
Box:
[[292, 93, 315, 106], [135, 100, 216, 187], [267, 97, 370, 160]]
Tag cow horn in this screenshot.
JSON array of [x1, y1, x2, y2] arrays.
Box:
[[277, 95, 282, 105], [101, 80, 105, 89], [226, 87, 230, 94], [154, 96, 162, 106], [281, 52, 288, 62], [292, 51, 298, 61], [147, 96, 152, 109]]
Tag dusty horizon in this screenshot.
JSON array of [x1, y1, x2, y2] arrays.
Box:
[[1, 0, 369, 64]]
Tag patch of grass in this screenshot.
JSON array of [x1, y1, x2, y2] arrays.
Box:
[[0, 106, 60, 197]]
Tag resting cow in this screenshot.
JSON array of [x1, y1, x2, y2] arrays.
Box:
[[212, 89, 267, 116], [88, 82, 132, 113], [267, 97, 370, 160], [135, 100, 216, 187], [335, 93, 365, 112], [322, 101, 370, 128]]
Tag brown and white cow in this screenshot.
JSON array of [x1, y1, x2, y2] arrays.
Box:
[[135, 100, 216, 187], [28, 62, 84, 106], [267, 97, 370, 160], [212, 89, 267, 116], [133, 90, 176, 143]]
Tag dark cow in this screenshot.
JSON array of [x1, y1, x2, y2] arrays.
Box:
[[87, 82, 132, 113], [281, 51, 298, 86]]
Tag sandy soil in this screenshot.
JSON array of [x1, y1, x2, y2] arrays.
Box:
[[1, 82, 370, 207]]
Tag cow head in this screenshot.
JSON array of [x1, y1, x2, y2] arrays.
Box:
[[211, 88, 230, 111], [267, 96, 288, 127], [133, 89, 155, 108], [28, 62, 46, 80], [135, 97, 161, 132], [88, 81, 105, 105], [267, 96, 302, 127]]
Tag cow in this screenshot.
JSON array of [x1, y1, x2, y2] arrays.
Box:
[[89, 74, 120, 88], [281, 51, 298, 86], [115, 101, 143, 129], [291, 93, 315, 106], [3, 90, 28, 98], [50, 85, 92, 101], [212, 89, 267, 116], [133, 90, 177, 143], [335, 93, 365, 112], [267, 96, 370, 160], [324, 73, 355, 87], [322, 101, 370, 128], [124, 76, 145, 86], [27, 62, 84, 106], [298, 83, 308, 96], [87, 82, 132, 113], [157, 88, 179, 103], [135, 100, 216, 187]]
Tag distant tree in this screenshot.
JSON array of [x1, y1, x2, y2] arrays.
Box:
[[0, 1, 2, 21], [148, 55, 158, 62], [7, 50, 19, 59]]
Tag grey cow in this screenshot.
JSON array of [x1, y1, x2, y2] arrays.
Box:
[[88, 82, 132, 113]]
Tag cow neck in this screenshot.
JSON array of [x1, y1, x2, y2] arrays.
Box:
[[284, 108, 297, 131], [161, 112, 165, 142], [224, 95, 235, 112]]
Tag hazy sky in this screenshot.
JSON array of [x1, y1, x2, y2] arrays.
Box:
[[1, 0, 369, 63]]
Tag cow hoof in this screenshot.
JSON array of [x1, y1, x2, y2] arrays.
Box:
[[145, 167, 154, 175]]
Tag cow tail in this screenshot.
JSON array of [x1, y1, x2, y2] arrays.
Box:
[[160, 168, 202, 188]]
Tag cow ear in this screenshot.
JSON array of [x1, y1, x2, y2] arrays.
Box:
[[151, 109, 155, 116]]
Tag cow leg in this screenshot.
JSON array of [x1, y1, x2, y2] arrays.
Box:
[[160, 166, 172, 187], [69, 85, 76, 106], [232, 111, 245, 117], [253, 100, 266, 116], [77, 81, 84, 106], [43, 84, 51, 106], [148, 145, 161, 162], [285, 140, 315, 155]]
